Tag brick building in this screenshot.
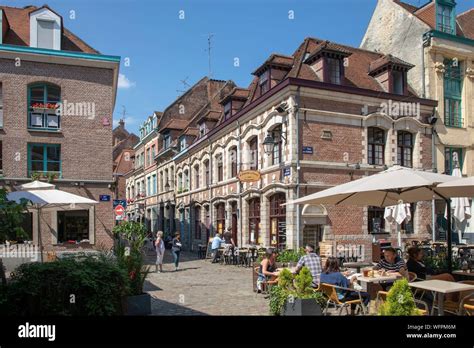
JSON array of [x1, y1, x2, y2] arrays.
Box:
[[0, 5, 120, 250], [113, 119, 138, 201], [170, 38, 437, 257]]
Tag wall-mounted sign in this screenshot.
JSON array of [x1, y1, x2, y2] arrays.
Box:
[[99, 195, 111, 202], [113, 199, 127, 208], [283, 167, 291, 177], [238, 170, 261, 183], [302, 146, 313, 154], [114, 205, 125, 216]]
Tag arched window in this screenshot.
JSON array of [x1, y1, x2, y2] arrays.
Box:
[[269, 193, 286, 250], [216, 203, 225, 234], [203, 160, 210, 186], [367, 127, 385, 165], [248, 136, 258, 170], [248, 198, 260, 244], [216, 154, 223, 182], [397, 131, 413, 168], [194, 164, 200, 190], [229, 146, 238, 177], [195, 206, 202, 240], [28, 83, 61, 130], [271, 126, 282, 165]]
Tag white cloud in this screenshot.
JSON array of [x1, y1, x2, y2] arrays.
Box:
[[118, 73, 136, 89]]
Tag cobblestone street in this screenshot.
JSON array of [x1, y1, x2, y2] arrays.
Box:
[[144, 251, 269, 315]]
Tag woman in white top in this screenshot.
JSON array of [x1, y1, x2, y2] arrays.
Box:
[[154, 231, 165, 273]]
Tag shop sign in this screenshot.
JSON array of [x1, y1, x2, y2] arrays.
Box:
[[238, 170, 261, 183]]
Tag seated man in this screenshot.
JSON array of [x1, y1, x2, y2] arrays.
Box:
[[294, 244, 322, 288], [373, 247, 407, 291], [373, 247, 407, 275]]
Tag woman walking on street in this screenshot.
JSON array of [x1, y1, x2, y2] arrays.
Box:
[[154, 231, 165, 273], [172, 233, 182, 271]]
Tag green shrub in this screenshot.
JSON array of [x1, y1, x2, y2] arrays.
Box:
[[268, 266, 326, 315], [378, 278, 420, 316], [276, 248, 305, 263], [0, 255, 129, 316], [113, 221, 150, 296]]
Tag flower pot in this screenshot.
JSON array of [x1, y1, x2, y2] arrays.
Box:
[[282, 298, 323, 316], [123, 293, 151, 316]]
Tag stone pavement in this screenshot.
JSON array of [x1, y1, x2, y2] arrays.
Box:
[[143, 250, 269, 315]]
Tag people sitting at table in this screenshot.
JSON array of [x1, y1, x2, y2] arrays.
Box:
[[373, 247, 407, 276], [320, 257, 370, 314], [211, 233, 224, 264], [257, 248, 278, 292], [294, 244, 322, 288], [406, 246, 431, 280]]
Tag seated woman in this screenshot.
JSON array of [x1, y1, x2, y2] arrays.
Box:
[[257, 249, 278, 292], [320, 257, 370, 314]]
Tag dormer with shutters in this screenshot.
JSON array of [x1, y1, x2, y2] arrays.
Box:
[[29, 6, 62, 50], [368, 54, 414, 95], [304, 41, 352, 85]]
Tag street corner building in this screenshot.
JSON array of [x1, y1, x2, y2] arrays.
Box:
[[125, 36, 439, 259], [0, 5, 120, 251], [362, 0, 474, 242]]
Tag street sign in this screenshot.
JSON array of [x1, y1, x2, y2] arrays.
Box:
[[302, 146, 313, 154], [113, 199, 127, 208], [114, 205, 125, 216], [283, 167, 291, 177], [99, 195, 111, 202]]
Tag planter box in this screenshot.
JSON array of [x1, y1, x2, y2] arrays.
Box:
[[123, 293, 151, 316], [282, 298, 323, 316]]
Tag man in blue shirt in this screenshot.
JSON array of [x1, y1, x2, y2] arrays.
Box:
[[211, 233, 223, 263]]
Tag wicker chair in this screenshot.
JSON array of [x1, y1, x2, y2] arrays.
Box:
[[319, 283, 367, 316], [464, 304, 474, 316]]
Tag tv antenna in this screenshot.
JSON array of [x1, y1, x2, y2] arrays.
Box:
[[176, 76, 191, 95], [204, 33, 214, 78]]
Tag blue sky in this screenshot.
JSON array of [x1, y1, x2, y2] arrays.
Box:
[[3, 0, 474, 134]]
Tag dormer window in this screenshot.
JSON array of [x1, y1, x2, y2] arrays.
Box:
[[436, 1, 455, 34], [224, 101, 232, 120], [391, 70, 404, 95], [327, 58, 341, 85], [259, 69, 270, 95], [179, 136, 187, 151], [30, 7, 62, 50], [163, 132, 171, 149], [199, 122, 207, 137]]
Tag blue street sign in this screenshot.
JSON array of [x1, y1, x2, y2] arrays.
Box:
[[113, 199, 127, 208], [283, 167, 291, 177], [302, 146, 313, 154], [99, 195, 111, 202]]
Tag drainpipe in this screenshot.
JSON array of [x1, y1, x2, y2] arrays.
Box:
[[208, 139, 213, 236], [188, 156, 192, 251], [237, 120, 243, 247], [295, 87, 301, 249], [432, 126, 438, 242]]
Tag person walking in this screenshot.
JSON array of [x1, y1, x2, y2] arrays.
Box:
[[154, 231, 165, 273], [171, 233, 182, 271], [211, 233, 224, 263]]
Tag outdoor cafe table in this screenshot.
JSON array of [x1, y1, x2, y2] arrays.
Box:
[[409, 280, 474, 316], [452, 270, 474, 279], [343, 261, 374, 273], [357, 274, 401, 299]]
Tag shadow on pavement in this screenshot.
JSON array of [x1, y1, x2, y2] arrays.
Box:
[[150, 296, 208, 316]]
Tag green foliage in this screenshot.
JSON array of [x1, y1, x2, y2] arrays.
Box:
[[0, 188, 29, 243], [378, 278, 420, 316], [113, 221, 150, 296], [30, 172, 42, 181], [268, 266, 326, 315], [276, 248, 305, 263], [0, 255, 129, 315], [424, 252, 460, 274]]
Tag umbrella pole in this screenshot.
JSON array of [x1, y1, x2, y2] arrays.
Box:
[[446, 199, 452, 273]]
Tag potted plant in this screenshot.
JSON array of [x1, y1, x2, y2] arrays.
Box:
[[378, 278, 422, 316], [269, 267, 326, 316], [113, 221, 151, 315]]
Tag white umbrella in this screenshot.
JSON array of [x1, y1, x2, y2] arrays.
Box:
[[437, 177, 474, 197], [288, 166, 457, 207], [7, 183, 98, 262], [286, 165, 460, 271], [384, 201, 411, 248], [442, 167, 471, 244]]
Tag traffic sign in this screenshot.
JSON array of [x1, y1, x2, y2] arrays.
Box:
[[114, 205, 125, 216], [113, 199, 127, 208]]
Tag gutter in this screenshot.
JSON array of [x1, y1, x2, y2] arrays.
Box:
[[295, 87, 301, 249]]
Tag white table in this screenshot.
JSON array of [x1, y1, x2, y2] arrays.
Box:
[[452, 270, 474, 278], [357, 274, 401, 284], [409, 280, 474, 316]]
